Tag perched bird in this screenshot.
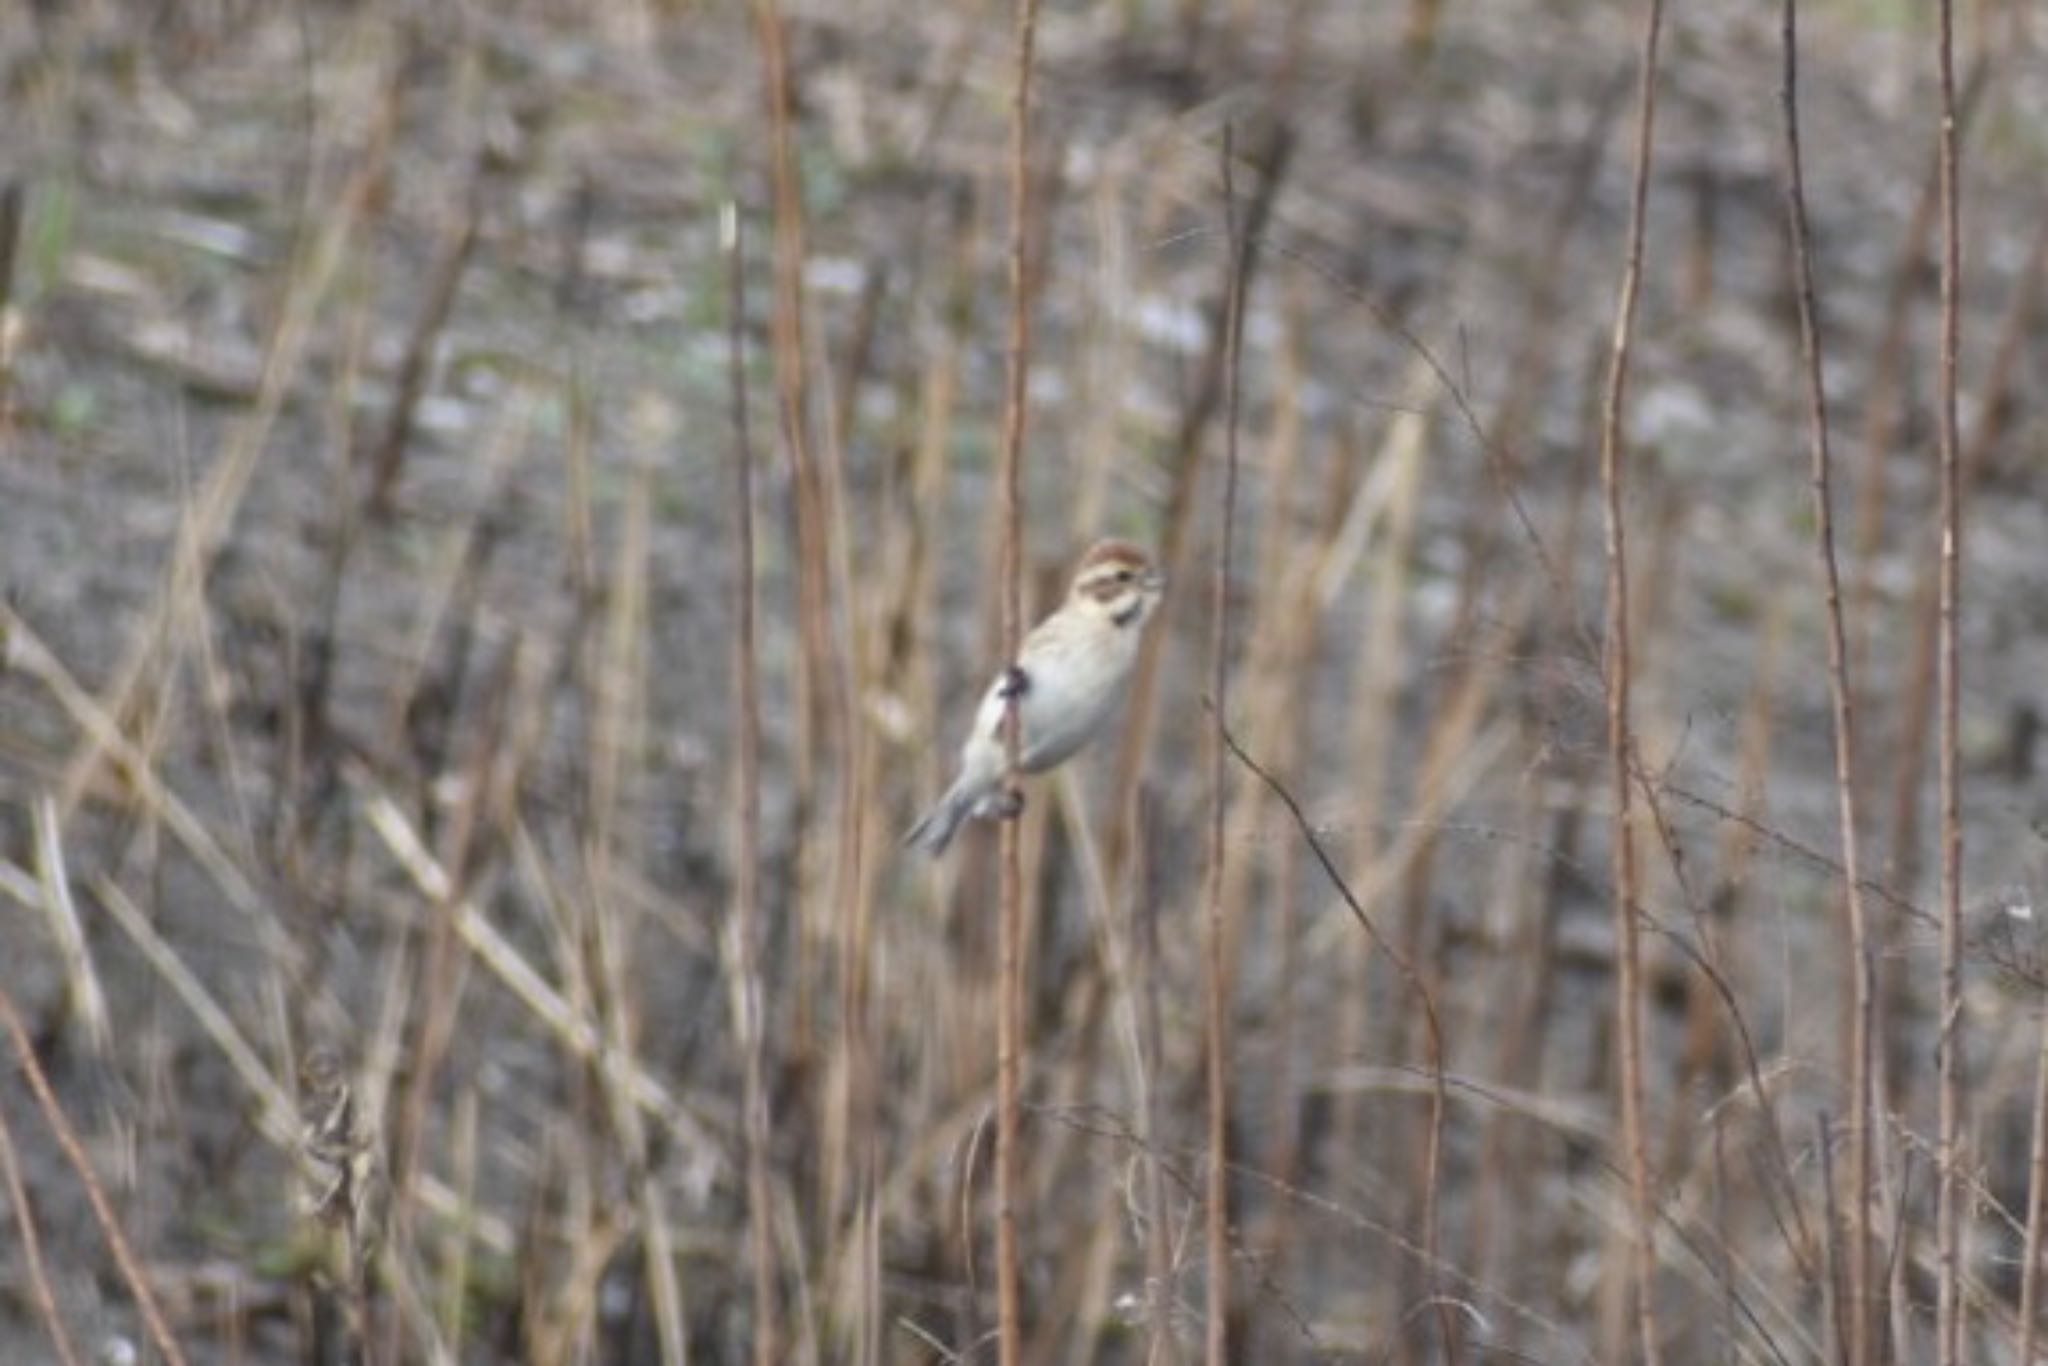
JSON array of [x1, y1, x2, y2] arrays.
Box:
[[904, 539, 1166, 857]]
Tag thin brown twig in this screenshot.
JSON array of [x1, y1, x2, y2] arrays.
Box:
[[1933, 0, 1967, 1359], [1620, 820, 1818, 1280], [1213, 222, 1823, 1303], [1049, 1066, 1818, 1364], [1656, 780, 1932, 929], [1846, 51, 1988, 673], [0, 983, 189, 1366], [1203, 123, 1247, 1366], [1211, 708, 1453, 1351], [1214, 233, 1584, 666], [0, 1101, 84, 1366], [996, 0, 1042, 1359], [1778, 6, 1878, 1358], [1600, 1, 1666, 1360]]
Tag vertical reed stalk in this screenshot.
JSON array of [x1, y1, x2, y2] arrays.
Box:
[[1202, 124, 1248, 1366], [996, 1, 1042, 1359], [750, 0, 835, 1107], [1599, 2, 1665, 1360], [1932, 0, 1966, 1358], [1777, 6, 1876, 1358], [804, 184, 878, 1365], [1845, 54, 1984, 674], [724, 201, 780, 1366]]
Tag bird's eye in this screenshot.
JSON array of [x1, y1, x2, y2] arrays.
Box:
[[1115, 569, 1133, 583]]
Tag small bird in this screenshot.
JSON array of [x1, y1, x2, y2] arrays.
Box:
[[904, 539, 1166, 857]]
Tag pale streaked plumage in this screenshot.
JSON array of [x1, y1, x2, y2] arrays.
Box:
[[904, 540, 1166, 857]]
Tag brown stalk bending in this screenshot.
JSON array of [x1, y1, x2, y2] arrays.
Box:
[[724, 202, 780, 1366], [996, 1, 1041, 1360], [1932, 0, 1966, 1360], [1202, 125, 1247, 1366], [1599, 1, 1666, 1360], [0, 1103, 83, 1366], [1777, 6, 1878, 1359], [0, 984, 189, 1366]]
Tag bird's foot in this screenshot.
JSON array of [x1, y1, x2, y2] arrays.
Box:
[[996, 664, 1030, 701], [991, 786, 1025, 820]]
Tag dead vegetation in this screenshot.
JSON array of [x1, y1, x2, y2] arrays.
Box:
[[2, 0, 2048, 1362]]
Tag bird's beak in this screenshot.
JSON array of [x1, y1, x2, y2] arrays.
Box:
[[1142, 569, 1167, 593]]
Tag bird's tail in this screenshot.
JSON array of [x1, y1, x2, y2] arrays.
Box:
[[903, 779, 979, 857]]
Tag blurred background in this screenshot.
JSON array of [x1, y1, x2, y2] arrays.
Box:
[[1, 0, 2046, 1361]]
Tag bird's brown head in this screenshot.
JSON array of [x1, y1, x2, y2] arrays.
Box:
[[1068, 540, 1166, 628]]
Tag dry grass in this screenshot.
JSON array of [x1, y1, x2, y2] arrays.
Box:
[[2, 1, 2048, 1362]]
